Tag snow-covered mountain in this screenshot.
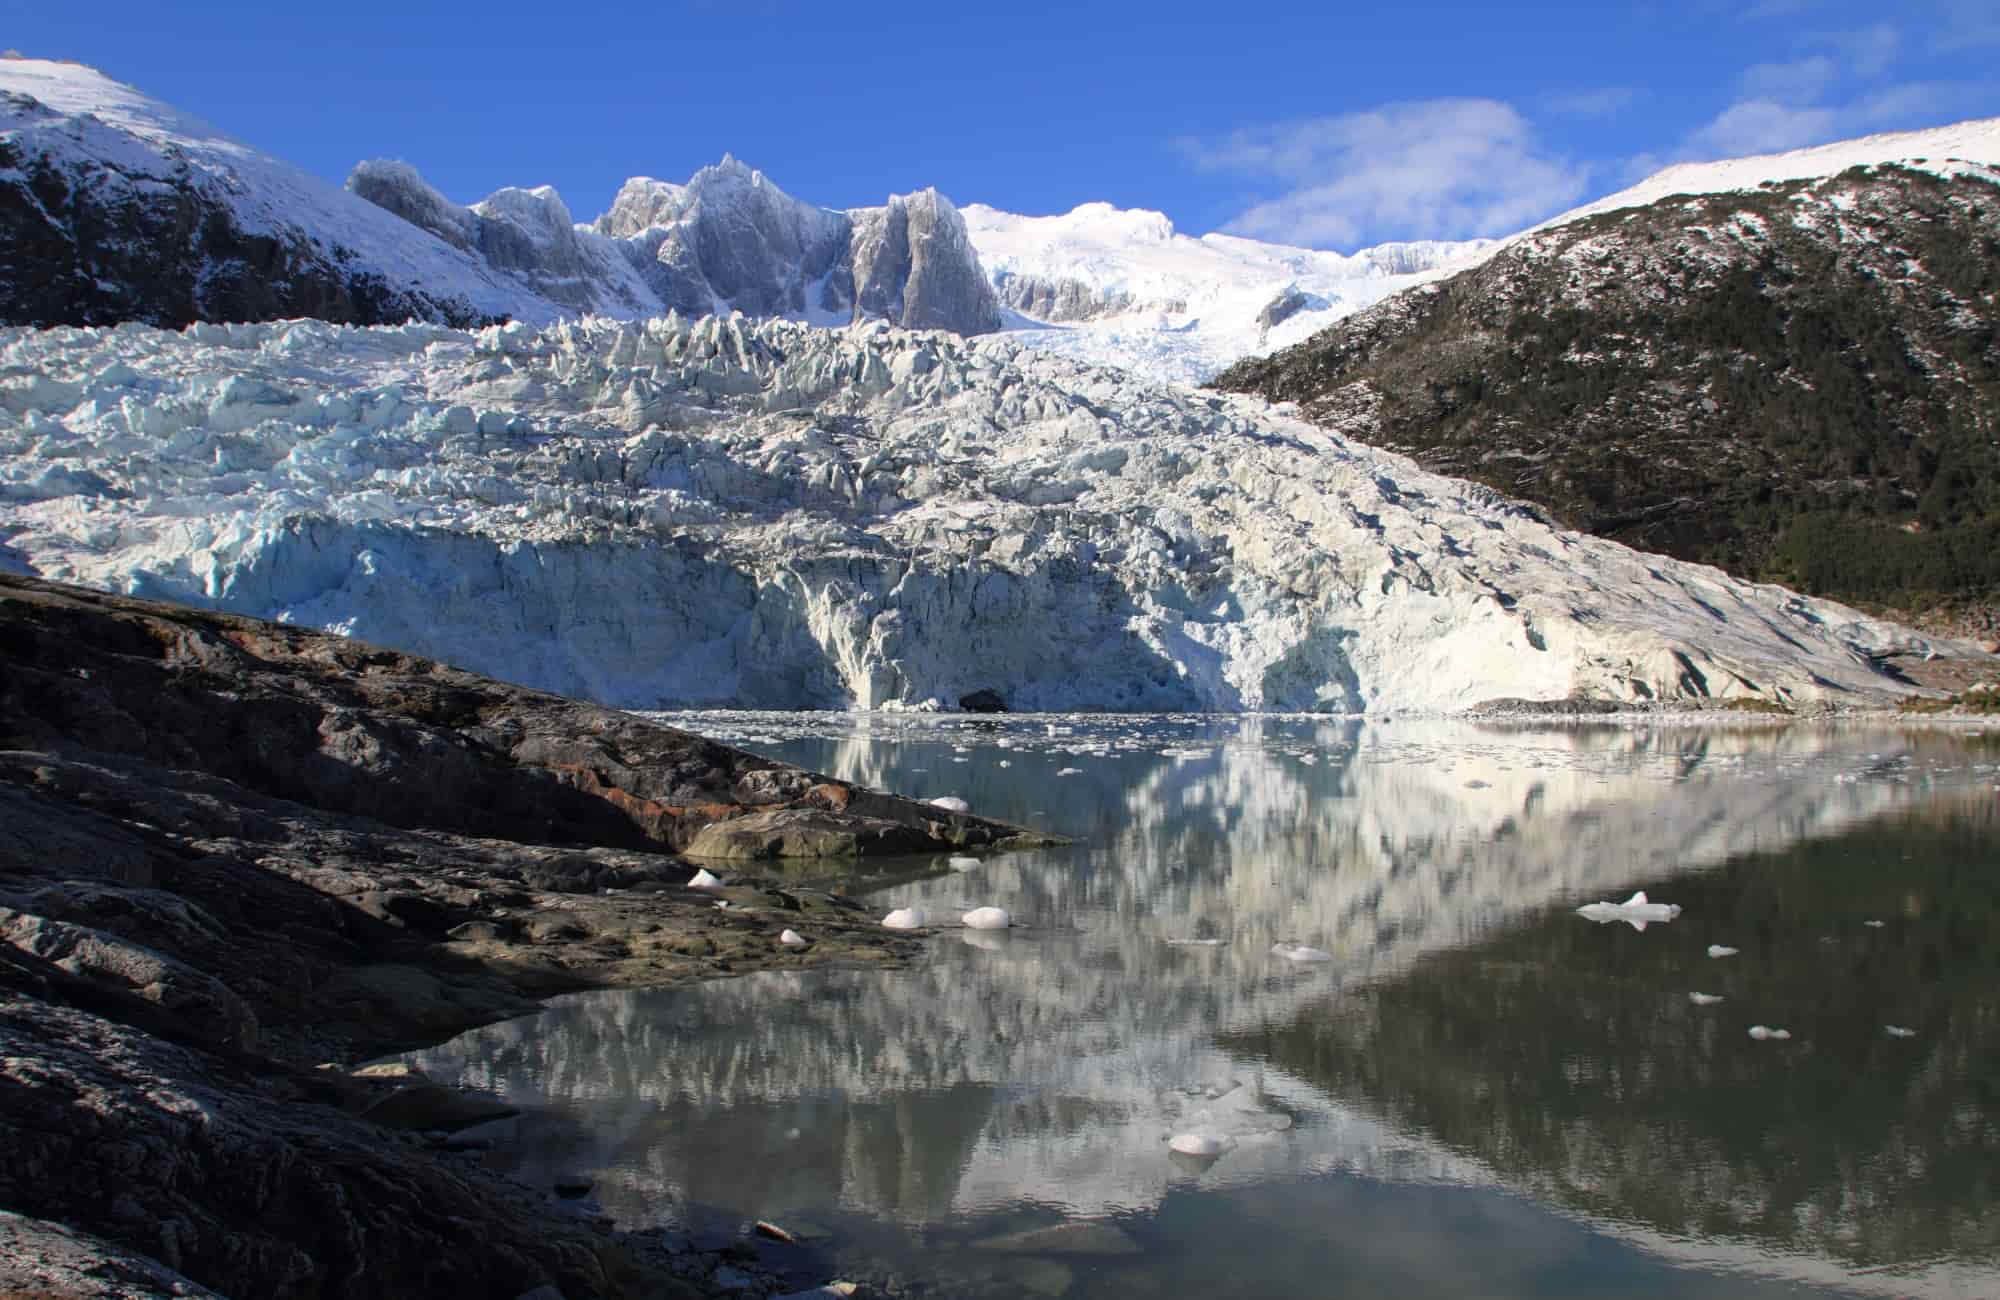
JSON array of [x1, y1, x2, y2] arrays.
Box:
[[0, 53, 1481, 381], [964, 202, 1492, 384], [0, 312, 1952, 712], [0, 57, 1000, 338], [0, 56, 542, 329], [348, 155, 1002, 335]]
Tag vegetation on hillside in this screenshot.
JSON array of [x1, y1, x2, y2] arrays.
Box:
[[1216, 166, 2000, 627]]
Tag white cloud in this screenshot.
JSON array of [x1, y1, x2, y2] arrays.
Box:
[[1176, 99, 1590, 248], [1737, 54, 1840, 104], [1813, 22, 1901, 78], [1933, 0, 2000, 50], [1672, 19, 1987, 164], [1685, 100, 1839, 157]]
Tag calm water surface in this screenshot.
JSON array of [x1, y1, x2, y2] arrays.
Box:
[[408, 716, 2000, 1298]]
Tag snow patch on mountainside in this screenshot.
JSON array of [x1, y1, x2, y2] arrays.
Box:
[[0, 314, 1947, 712], [1517, 116, 2000, 241], [963, 202, 1492, 385]]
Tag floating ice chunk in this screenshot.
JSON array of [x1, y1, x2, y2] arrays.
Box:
[[881, 908, 928, 930], [1166, 937, 1226, 947], [1884, 1024, 1916, 1038], [1576, 891, 1682, 931], [687, 868, 724, 890], [927, 796, 971, 813], [1747, 1025, 1791, 1040], [962, 906, 1011, 930], [1271, 942, 1334, 963], [779, 929, 808, 947], [1707, 944, 1739, 958], [1688, 992, 1725, 1006], [1167, 1133, 1234, 1158], [1057, 767, 1082, 776], [947, 855, 981, 871], [1863, 920, 1886, 928]]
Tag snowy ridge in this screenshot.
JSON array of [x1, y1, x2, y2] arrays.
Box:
[[964, 201, 1491, 384], [1516, 115, 2000, 239], [0, 57, 560, 325], [0, 314, 1952, 712], [355, 152, 1007, 335]]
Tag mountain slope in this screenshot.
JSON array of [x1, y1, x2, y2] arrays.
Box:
[[0, 56, 549, 329], [0, 313, 1957, 713], [1217, 123, 2000, 630], [963, 201, 1490, 383]]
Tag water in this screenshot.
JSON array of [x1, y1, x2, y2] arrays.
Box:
[[407, 716, 2000, 1297]]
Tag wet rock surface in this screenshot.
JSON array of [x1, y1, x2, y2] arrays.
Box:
[[0, 574, 1049, 1298]]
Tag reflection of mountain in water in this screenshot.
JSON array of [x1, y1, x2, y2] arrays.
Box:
[[1226, 801, 2000, 1290], [410, 722, 1997, 1281]]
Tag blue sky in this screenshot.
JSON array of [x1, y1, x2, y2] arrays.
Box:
[[7, 0, 1998, 250]]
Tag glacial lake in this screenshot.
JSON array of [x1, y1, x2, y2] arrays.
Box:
[[408, 716, 2000, 1298]]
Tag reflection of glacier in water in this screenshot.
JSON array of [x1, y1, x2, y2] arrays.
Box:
[[411, 719, 2000, 1296]]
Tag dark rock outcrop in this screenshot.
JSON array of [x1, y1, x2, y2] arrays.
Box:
[[0, 573, 1055, 1297]]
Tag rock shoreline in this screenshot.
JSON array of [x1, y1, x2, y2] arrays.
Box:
[[0, 573, 1053, 1299]]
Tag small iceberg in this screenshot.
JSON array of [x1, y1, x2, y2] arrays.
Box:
[[1168, 1132, 1234, 1158], [1688, 992, 1725, 1006], [687, 868, 724, 890], [1576, 891, 1681, 931], [1707, 944, 1740, 958], [947, 855, 981, 871], [779, 929, 809, 947], [1884, 1024, 1916, 1038], [928, 796, 972, 813], [1747, 1025, 1791, 1041], [881, 907, 928, 930], [1057, 767, 1083, 776], [1271, 942, 1334, 963], [962, 906, 1011, 931]]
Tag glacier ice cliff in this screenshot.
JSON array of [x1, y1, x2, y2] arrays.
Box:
[[0, 312, 1945, 711]]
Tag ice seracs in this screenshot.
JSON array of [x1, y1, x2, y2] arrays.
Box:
[[0, 314, 1950, 715]]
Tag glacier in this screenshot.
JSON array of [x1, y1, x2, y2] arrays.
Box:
[[963, 201, 1493, 385], [0, 312, 1946, 712]]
